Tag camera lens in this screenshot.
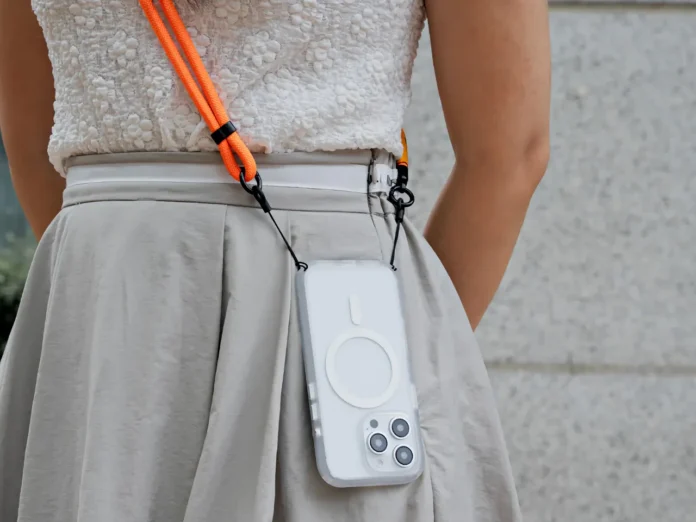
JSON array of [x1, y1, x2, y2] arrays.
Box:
[[394, 446, 414, 467], [390, 418, 410, 439], [368, 433, 388, 454]]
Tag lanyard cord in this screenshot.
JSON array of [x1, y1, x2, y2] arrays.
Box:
[[139, 0, 256, 182], [396, 129, 409, 184], [140, 0, 412, 271]]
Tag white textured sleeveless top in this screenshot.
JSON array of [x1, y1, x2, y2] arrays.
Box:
[[32, 0, 425, 174]]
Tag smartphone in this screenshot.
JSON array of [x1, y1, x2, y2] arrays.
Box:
[[296, 260, 424, 488]]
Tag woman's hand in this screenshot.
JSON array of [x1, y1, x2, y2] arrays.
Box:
[[424, 0, 551, 330], [0, 0, 64, 240]]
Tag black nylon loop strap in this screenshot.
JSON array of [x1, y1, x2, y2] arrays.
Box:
[[211, 121, 237, 145]]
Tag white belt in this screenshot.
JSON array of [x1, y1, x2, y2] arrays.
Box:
[[66, 157, 395, 194]]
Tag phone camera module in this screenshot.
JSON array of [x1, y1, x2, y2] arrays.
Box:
[[394, 445, 414, 467], [390, 418, 410, 439], [368, 433, 388, 454]]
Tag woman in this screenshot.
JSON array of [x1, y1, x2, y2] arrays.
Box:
[[0, 0, 550, 520]]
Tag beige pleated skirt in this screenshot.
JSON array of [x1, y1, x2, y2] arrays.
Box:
[[0, 152, 521, 522]]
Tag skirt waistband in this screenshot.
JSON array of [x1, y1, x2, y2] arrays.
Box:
[[65, 150, 394, 169], [66, 151, 395, 191], [62, 151, 398, 216]]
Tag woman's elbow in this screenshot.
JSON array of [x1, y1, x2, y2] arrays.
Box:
[[520, 130, 550, 192], [454, 129, 550, 198]]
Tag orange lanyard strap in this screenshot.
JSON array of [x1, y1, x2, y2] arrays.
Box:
[[397, 129, 409, 168], [139, 0, 256, 182], [396, 129, 409, 187]]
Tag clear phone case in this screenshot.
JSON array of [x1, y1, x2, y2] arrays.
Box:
[[296, 260, 424, 488]]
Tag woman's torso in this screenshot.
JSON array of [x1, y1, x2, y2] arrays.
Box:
[[33, 0, 425, 174]]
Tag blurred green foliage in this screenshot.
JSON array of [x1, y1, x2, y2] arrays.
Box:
[[0, 133, 34, 358], [0, 234, 35, 358]]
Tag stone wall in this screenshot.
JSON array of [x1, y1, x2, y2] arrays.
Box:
[[405, 6, 696, 521]]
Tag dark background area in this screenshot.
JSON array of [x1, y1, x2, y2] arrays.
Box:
[[0, 135, 34, 357]]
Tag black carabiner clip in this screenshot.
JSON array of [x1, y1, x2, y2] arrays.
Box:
[[238, 169, 272, 213], [388, 185, 415, 223]]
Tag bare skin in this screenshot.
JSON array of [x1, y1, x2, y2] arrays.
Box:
[[425, 0, 550, 329], [0, 0, 550, 329], [0, 0, 64, 240]]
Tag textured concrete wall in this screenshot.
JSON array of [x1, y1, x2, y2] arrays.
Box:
[[405, 7, 696, 522]]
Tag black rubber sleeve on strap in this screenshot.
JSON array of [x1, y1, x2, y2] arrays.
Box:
[[211, 121, 237, 144]]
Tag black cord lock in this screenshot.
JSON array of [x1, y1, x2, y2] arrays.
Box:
[[211, 121, 237, 145], [395, 163, 409, 188]]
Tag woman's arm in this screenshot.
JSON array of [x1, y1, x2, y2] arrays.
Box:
[[424, 0, 551, 329], [0, 0, 64, 240]]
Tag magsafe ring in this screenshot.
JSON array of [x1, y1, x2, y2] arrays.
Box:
[[325, 327, 400, 409]]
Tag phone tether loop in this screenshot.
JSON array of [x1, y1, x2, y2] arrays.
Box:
[[239, 171, 308, 271], [388, 131, 414, 271]]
